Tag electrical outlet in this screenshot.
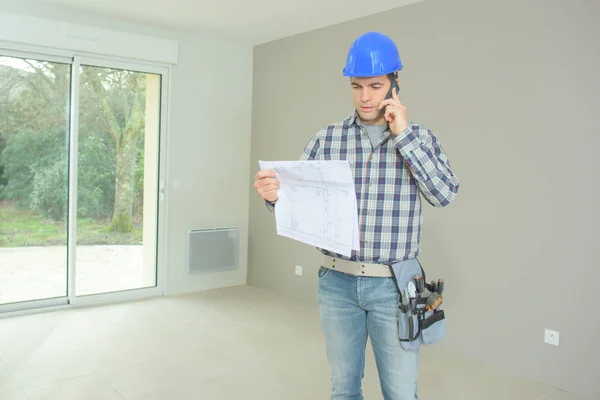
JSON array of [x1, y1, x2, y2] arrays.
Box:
[[295, 265, 303, 276], [544, 329, 559, 346]]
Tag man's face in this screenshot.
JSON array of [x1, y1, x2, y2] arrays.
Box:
[[351, 75, 393, 125]]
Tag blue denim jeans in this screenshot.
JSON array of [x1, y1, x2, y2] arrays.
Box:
[[318, 266, 419, 400]]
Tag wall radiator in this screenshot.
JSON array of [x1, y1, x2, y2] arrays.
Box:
[[187, 227, 239, 274]]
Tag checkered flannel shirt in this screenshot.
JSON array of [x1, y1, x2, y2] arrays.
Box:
[[266, 111, 459, 264]]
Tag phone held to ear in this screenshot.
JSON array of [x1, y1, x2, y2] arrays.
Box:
[[382, 81, 399, 113], [386, 80, 400, 100]]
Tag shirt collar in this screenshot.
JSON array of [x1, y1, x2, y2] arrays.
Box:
[[347, 110, 390, 131], [346, 109, 413, 134], [347, 110, 360, 128]]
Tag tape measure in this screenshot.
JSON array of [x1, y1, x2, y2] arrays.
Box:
[[426, 292, 443, 311]]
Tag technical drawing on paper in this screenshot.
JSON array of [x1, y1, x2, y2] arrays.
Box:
[[258, 160, 359, 256]]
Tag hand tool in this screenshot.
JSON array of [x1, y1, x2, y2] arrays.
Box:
[[414, 275, 424, 296], [410, 297, 417, 314], [407, 281, 416, 299], [401, 288, 409, 312], [437, 279, 444, 295], [431, 280, 437, 294], [426, 292, 443, 311], [403, 282, 418, 340], [402, 288, 409, 305]]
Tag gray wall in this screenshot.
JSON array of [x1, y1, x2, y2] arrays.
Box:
[[248, 0, 600, 398]]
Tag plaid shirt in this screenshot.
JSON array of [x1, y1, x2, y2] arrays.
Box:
[[267, 111, 459, 264]]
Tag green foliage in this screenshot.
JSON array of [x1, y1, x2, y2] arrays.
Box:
[[77, 132, 116, 219], [30, 157, 67, 221], [0, 205, 141, 247], [0, 204, 66, 247], [133, 129, 145, 223], [0, 127, 67, 210], [0, 127, 116, 222], [0, 59, 148, 233], [0, 60, 70, 217]]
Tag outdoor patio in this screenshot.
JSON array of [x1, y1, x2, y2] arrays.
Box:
[[0, 245, 148, 305]]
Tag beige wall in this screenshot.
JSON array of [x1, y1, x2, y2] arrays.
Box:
[[164, 32, 253, 294], [248, 0, 600, 398]]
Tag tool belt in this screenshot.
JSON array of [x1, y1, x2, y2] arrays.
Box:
[[321, 255, 393, 277], [320, 255, 446, 350], [388, 258, 447, 350]]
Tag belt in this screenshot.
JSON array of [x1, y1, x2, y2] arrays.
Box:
[[321, 255, 393, 277]]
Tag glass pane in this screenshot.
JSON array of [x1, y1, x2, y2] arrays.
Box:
[[76, 65, 161, 296], [0, 56, 70, 304]]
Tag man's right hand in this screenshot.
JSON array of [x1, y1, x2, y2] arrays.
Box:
[[254, 169, 280, 202]]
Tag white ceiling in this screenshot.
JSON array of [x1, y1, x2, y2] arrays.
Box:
[[17, 0, 424, 45]]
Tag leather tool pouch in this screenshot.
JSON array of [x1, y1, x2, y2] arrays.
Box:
[[389, 259, 446, 351]]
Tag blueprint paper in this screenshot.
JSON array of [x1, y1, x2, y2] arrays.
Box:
[[259, 160, 360, 256]]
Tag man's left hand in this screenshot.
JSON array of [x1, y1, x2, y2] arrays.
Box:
[[378, 86, 409, 135]]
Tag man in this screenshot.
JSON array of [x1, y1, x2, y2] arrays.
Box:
[[254, 31, 459, 400]]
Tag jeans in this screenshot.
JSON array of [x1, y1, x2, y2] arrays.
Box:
[[318, 266, 419, 400]]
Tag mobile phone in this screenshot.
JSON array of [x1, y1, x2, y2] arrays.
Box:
[[382, 80, 400, 113]]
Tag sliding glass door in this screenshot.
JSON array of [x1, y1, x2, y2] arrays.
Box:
[[0, 54, 71, 307], [0, 51, 166, 312], [74, 60, 163, 297]]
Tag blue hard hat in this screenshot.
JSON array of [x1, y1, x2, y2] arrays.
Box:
[[342, 32, 403, 77]]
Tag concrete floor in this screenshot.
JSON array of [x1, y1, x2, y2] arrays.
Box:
[[0, 285, 586, 400], [0, 246, 148, 304]]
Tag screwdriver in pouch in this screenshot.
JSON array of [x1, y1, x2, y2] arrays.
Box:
[[414, 275, 424, 296], [407, 281, 417, 316], [431, 280, 437, 294], [437, 279, 444, 295]]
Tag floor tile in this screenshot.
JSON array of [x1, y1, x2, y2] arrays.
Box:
[[419, 377, 500, 400], [94, 356, 180, 399], [128, 368, 313, 400], [0, 361, 12, 392], [23, 374, 123, 400], [95, 343, 253, 399], [420, 347, 555, 400], [460, 367, 553, 399], [541, 389, 590, 400], [1, 351, 96, 393], [0, 391, 27, 400], [0, 285, 585, 400]]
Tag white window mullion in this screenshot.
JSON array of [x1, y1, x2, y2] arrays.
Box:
[[67, 56, 81, 304]]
